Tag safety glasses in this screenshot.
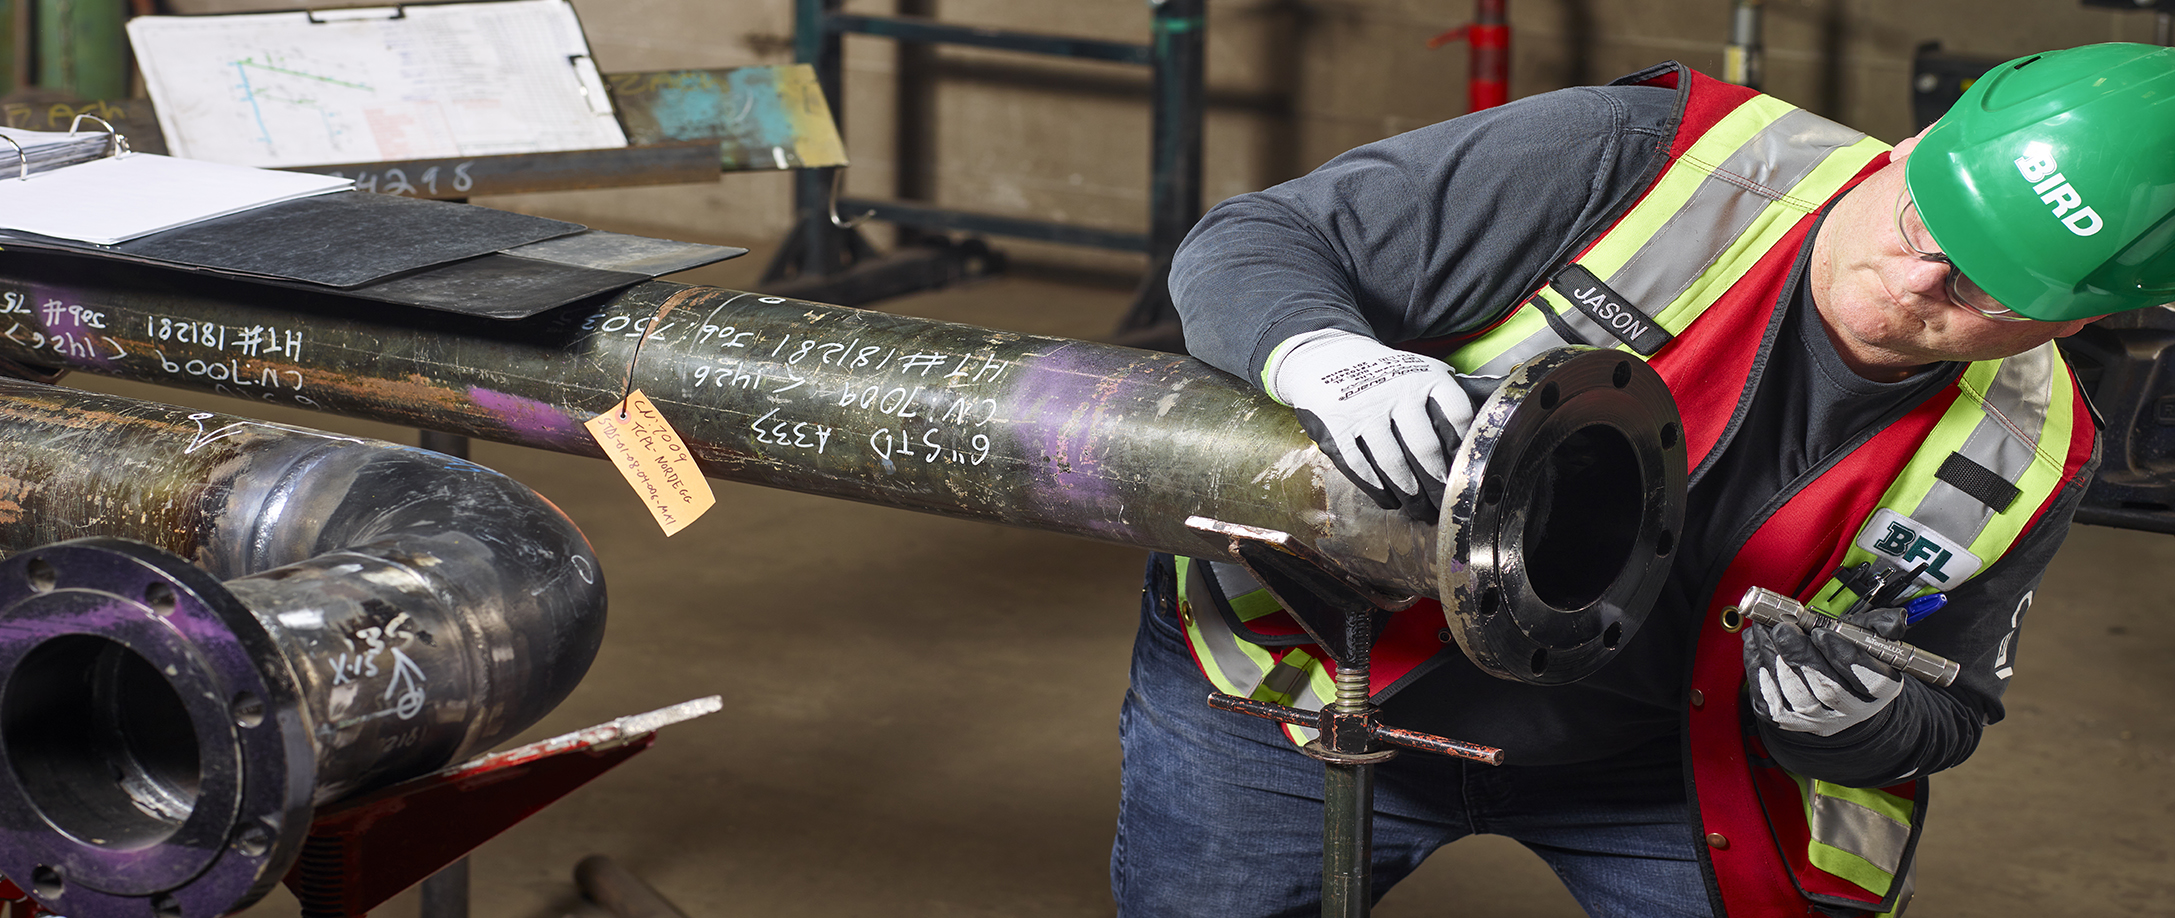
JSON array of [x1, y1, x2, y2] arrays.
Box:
[[1894, 187, 2036, 323]]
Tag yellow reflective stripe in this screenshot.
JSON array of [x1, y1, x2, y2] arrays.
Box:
[[1446, 303, 1554, 370], [1306, 656, 1336, 704], [1228, 588, 1284, 622], [1808, 842, 1898, 898], [1255, 647, 1334, 709], [1271, 653, 1335, 745], [1181, 553, 1285, 622], [1178, 555, 1289, 697], [1881, 362, 2009, 515], [1908, 350, 2052, 542], [1253, 647, 1312, 705]]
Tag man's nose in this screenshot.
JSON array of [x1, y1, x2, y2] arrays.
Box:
[[1896, 256, 1953, 300]]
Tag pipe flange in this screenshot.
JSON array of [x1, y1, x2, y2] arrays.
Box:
[[0, 538, 313, 918], [1437, 348, 1687, 685]]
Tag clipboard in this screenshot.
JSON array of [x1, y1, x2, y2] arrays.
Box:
[[127, 0, 628, 169]]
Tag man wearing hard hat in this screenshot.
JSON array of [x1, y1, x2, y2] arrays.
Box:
[[1119, 44, 2173, 917]]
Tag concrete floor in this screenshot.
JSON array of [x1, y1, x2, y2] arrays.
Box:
[[63, 263, 2175, 917]]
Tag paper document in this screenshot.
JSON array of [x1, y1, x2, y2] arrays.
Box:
[[0, 127, 118, 179], [128, 0, 628, 168], [0, 153, 353, 245]]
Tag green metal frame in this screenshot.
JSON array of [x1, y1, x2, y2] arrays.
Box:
[[773, 0, 1204, 328]]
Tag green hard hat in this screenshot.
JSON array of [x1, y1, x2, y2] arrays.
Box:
[[1907, 43, 2175, 321]]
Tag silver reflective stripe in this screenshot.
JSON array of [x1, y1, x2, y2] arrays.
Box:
[[1260, 656, 1312, 700], [1470, 319, 1576, 378], [1609, 108, 1867, 311], [1910, 345, 2055, 543], [1184, 561, 1278, 693], [1283, 665, 1327, 743], [1193, 616, 1265, 694], [1809, 791, 1912, 873], [1209, 560, 1264, 601]]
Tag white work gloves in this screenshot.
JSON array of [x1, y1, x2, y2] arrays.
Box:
[[1266, 329, 1476, 522], [1743, 607, 1907, 737]]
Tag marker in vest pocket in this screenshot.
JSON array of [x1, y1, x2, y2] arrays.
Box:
[[1550, 264, 1674, 355], [1853, 508, 1983, 591]]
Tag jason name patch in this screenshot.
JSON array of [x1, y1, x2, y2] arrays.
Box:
[[1550, 264, 1673, 355]]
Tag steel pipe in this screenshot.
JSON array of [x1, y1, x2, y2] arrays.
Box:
[[0, 376, 606, 918], [0, 253, 1442, 596]]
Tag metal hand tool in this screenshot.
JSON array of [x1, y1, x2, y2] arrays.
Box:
[[1729, 586, 1961, 686]]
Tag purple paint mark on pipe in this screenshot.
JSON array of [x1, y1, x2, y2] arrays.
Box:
[[998, 346, 1166, 539], [3, 283, 132, 373], [467, 388, 590, 450]]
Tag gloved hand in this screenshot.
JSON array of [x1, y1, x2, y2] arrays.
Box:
[[1265, 329, 1476, 522], [1743, 606, 1907, 737]]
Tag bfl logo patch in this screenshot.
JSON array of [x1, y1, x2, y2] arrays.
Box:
[[1853, 508, 1983, 591]]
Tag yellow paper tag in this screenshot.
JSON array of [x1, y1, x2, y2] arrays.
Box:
[[585, 390, 716, 536]]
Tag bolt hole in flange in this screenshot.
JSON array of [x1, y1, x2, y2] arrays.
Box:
[[1438, 347, 1688, 685], [25, 558, 57, 594], [31, 865, 63, 899], [232, 692, 266, 729], [234, 823, 271, 858], [144, 582, 177, 616]]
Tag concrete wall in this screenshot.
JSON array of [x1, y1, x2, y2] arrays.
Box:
[[175, 1, 2167, 271]]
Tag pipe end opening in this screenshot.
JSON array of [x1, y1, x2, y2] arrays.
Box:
[[2, 635, 203, 850], [1523, 424, 1645, 611]]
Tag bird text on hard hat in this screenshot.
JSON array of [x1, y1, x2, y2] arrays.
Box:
[[2014, 142, 2103, 236]]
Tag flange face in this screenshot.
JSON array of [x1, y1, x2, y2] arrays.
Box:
[[0, 539, 311, 918], [1437, 348, 1687, 685]]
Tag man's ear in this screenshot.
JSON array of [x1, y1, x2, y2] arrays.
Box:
[[1888, 124, 1935, 164]]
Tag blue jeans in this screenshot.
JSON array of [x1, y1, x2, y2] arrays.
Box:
[[1112, 564, 1715, 918]]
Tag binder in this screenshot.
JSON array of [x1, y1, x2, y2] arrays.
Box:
[[0, 142, 356, 246], [0, 124, 120, 180]]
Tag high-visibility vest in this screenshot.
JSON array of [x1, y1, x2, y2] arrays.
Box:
[[1176, 63, 2097, 916]]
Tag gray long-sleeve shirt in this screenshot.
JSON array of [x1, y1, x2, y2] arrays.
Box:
[[1168, 76, 2090, 783]]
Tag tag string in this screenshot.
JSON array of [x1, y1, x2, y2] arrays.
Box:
[[616, 288, 705, 419]]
